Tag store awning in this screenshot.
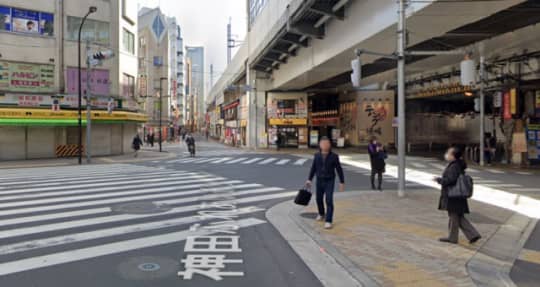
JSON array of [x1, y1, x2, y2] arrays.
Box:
[[0, 108, 148, 124]]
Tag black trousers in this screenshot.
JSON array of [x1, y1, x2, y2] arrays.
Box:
[[370, 169, 382, 188], [447, 212, 480, 242]]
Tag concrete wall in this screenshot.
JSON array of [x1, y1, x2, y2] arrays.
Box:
[[0, 127, 26, 160], [27, 127, 56, 158]]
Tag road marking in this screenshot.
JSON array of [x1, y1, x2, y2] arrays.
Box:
[[0, 218, 266, 276], [409, 162, 427, 168], [429, 163, 447, 169], [258, 158, 277, 165], [177, 158, 200, 163], [467, 168, 480, 173], [0, 176, 224, 208], [0, 173, 206, 197], [275, 159, 290, 165], [190, 157, 218, 163], [242, 158, 262, 164], [484, 183, 522, 188], [0, 207, 112, 227], [474, 180, 501, 184], [0, 166, 152, 182], [225, 157, 249, 164], [487, 169, 505, 174], [0, 180, 244, 217], [210, 157, 233, 164], [0, 188, 290, 240], [0, 206, 265, 256], [509, 188, 540, 192], [516, 171, 533, 175], [294, 158, 309, 165]]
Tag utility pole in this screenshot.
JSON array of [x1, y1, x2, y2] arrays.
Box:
[[479, 51, 485, 166], [210, 64, 214, 88], [158, 77, 165, 152], [86, 40, 92, 163], [227, 18, 232, 64], [397, 0, 407, 197]]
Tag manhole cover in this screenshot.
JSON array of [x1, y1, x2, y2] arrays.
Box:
[[112, 202, 171, 214], [138, 262, 161, 272], [118, 256, 179, 280]]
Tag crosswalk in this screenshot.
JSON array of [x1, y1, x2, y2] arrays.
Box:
[[164, 156, 311, 167], [181, 149, 256, 157], [0, 164, 295, 276]]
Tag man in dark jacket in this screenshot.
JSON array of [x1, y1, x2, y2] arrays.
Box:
[[434, 147, 481, 244], [306, 137, 345, 229], [132, 134, 143, 157]]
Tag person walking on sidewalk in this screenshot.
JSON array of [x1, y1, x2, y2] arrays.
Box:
[[132, 134, 143, 158], [370, 143, 387, 191], [306, 136, 345, 229], [434, 147, 481, 244]]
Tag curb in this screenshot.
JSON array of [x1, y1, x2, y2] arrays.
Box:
[[266, 200, 379, 287], [467, 213, 538, 287]]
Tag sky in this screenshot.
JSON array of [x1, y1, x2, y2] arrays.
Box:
[[137, 0, 247, 92]]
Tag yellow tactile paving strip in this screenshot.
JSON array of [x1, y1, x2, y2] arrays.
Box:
[[519, 249, 540, 265], [302, 191, 514, 287]]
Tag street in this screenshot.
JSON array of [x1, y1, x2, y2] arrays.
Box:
[[0, 140, 538, 286]]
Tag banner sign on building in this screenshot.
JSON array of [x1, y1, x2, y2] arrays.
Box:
[[267, 93, 307, 119], [0, 6, 54, 36], [0, 60, 54, 93], [66, 67, 110, 96], [535, 90, 540, 118], [357, 91, 395, 145], [526, 124, 540, 161], [503, 91, 512, 119]]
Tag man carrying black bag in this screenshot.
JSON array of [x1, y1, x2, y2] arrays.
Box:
[[305, 137, 345, 229]]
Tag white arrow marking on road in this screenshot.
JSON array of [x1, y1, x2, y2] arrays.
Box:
[[275, 159, 290, 165], [225, 157, 249, 164], [0, 217, 266, 276], [258, 158, 277, 165], [0, 188, 290, 240], [242, 158, 262, 164], [0, 206, 265, 255], [293, 158, 308, 165]]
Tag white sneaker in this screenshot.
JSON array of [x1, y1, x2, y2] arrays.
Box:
[[324, 222, 333, 229], [315, 215, 323, 221]]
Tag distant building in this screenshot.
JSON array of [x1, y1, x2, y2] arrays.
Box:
[[185, 46, 205, 131], [0, 0, 144, 160]]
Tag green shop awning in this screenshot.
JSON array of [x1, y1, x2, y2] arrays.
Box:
[[0, 118, 87, 126]]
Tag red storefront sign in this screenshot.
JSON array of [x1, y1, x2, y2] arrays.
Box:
[[311, 117, 339, 126]]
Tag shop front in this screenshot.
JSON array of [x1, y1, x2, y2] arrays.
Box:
[[223, 99, 239, 146], [267, 92, 308, 149]]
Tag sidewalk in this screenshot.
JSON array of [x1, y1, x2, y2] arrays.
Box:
[[270, 189, 538, 287], [0, 147, 176, 169]]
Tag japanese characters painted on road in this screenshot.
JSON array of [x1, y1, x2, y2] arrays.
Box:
[[356, 90, 395, 145], [178, 186, 266, 281]]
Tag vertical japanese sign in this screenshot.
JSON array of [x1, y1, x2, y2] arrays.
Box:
[[510, 88, 517, 115], [503, 91, 512, 119], [357, 91, 394, 144], [0, 61, 9, 89], [535, 90, 540, 118]]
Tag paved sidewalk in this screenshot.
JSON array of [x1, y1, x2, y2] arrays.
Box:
[[296, 190, 516, 287]]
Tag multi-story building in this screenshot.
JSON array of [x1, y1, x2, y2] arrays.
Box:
[[185, 46, 204, 131], [137, 7, 172, 140], [0, 0, 145, 161], [167, 17, 184, 128]]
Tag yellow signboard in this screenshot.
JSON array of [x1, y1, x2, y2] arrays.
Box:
[[268, 118, 307, 126], [510, 88, 517, 114], [0, 108, 147, 122]]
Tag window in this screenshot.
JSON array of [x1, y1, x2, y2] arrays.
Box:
[[123, 28, 135, 54], [67, 16, 110, 44], [123, 74, 135, 98]]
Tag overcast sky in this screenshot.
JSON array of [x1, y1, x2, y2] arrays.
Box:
[[137, 0, 247, 91]]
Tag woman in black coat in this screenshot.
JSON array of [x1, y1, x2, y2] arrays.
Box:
[[434, 147, 481, 244]]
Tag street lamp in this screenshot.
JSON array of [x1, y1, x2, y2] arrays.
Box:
[[159, 77, 168, 152], [77, 6, 97, 165]]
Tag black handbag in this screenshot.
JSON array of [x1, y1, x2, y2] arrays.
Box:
[[447, 173, 474, 199], [294, 186, 312, 206]]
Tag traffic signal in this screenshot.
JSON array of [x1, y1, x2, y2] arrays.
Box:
[[350, 57, 362, 88], [92, 50, 114, 60]]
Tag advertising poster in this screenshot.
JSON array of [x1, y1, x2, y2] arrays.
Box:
[[0, 6, 11, 31], [267, 93, 307, 119], [503, 91, 512, 119], [66, 67, 110, 96], [12, 8, 39, 34], [40, 64, 54, 91], [357, 91, 395, 145], [526, 124, 540, 161], [39, 12, 54, 36], [10, 62, 41, 91]]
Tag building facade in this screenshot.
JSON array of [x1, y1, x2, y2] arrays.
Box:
[[0, 0, 145, 161], [185, 46, 204, 131]]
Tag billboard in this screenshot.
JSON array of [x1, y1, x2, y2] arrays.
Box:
[[0, 60, 55, 93], [0, 6, 53, 36], [66, 67, 110, 96]]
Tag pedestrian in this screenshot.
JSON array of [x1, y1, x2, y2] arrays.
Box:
[[185, 133, 196, 157], [370, 142, 387, 191], [368, 137, 379, 189], [276, 133, 282, 151], [434, 146, 481, 244], [484, 133, 496, 165], [132, 134, 143, 158], [306, 136, 345, 229], [149, 132, 154, 147]]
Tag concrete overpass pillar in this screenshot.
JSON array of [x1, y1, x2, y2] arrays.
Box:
[[246, 67, 268, 149]]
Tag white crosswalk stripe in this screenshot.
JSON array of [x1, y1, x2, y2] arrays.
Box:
[[0, 163, 295, 276], [258, 158, 278, 165], [294, 158, 309, 165], [225, 157, 249, 164], [242, 157, 263, 164], [276, 159, 290, 165]]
